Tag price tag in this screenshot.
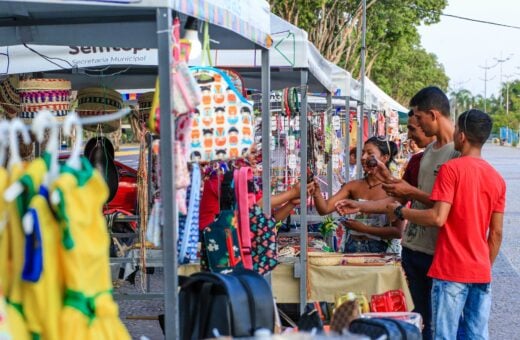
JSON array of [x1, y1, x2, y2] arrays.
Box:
[[332, 115, 341, 131], [288, 154, 297, 169]]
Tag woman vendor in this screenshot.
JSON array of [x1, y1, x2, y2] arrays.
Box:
[[312, 136, 404, 253]]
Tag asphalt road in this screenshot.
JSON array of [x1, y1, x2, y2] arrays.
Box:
[[115, 143, 520, 339]]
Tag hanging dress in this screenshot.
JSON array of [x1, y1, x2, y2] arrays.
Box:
[[0, 166, 13, 340], [19, 154, 63, 340], [51, 157, 130, 340], [0, 163, 30, 340]]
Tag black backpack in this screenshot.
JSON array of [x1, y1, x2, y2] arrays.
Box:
[[349, 317, 421, 340], [179, 269, 274, 339]]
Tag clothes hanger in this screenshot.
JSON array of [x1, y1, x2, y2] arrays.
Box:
[[4, 118, 32, 202], [32, 110, 60, 186], [63, 111, 83, 171]]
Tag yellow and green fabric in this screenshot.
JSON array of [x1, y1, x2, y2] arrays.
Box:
[[51, 157, 129, 340]]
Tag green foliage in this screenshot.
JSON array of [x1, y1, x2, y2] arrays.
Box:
[[269, 0, 449, 106], [319, 216, 338, 238]]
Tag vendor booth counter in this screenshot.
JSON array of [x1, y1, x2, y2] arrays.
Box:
[[178, 261, 414, 310]]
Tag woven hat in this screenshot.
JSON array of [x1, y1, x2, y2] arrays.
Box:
[[76, 87, 123, 133], [137, 91, 154, 123], [0, 76, 20, 119], [18, 78, 71, 122]]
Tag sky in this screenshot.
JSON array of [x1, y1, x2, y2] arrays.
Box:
[[418, 0, 520, 98]]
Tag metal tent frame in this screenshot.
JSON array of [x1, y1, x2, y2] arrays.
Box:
[[0, 1, 271, 338]]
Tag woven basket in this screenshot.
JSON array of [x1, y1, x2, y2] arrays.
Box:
[[0, 75, 20, 119], [308, 252, 345, 266], [137, 91, 154, 123], [18, 78, 71, 122], [76, 87, 122, 133]]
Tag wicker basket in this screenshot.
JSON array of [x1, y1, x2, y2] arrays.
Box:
[[18, 78, 71, 122], [76, 87, 122, 133], [308, 252, 346, 266], [137, 91, 154, 123], [0, 75, 20, 119]]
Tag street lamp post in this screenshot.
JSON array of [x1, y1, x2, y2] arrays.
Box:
[[478, 60, 497, 113], [494, 53, 514, 107]]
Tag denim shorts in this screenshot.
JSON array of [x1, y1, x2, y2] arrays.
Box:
[[431, 278, 491, 340]]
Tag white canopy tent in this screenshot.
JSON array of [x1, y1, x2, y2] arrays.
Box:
[[0, 1, 272, 338]]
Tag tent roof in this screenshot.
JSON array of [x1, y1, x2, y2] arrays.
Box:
[[0, 0, 271, 49]]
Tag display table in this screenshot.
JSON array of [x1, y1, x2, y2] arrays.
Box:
[[179, 262, 414, 310]]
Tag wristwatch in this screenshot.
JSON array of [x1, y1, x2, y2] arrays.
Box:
[[394, 205, 405, 221]]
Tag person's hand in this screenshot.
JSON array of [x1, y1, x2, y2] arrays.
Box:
[[386, 201, 401, 221], [335, 199, 360, 215], [342, 219, 368, 233], [382, 179, 413, 198], [306, 182, 315, 197], [290, 198, 300, 205], [366, 158, 395, 183]]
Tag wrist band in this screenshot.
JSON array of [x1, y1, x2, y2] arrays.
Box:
[[394, 205, 405, 221]]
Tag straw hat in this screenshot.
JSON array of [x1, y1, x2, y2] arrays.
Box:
[[0, 75, 20, 119], [76, 87, 122, 133], [137, 91, 154, 123], [18, 78, 71, 122]]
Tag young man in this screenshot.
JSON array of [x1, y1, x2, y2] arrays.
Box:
[[387, 110, 505, 339], [335, 86, 458, 340]]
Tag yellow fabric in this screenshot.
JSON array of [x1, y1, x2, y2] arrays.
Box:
[[21, 194, 63, 340], [0, 163, 30, 340], [0, 167, 13, 339], [51, 168, 130, 340]]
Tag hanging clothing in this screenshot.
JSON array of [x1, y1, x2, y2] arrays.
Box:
[[0, 163, 30, 340], [51, 158, 129, 340], [0, 166, 13, 340]]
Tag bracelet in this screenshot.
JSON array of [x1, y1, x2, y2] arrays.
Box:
[[394, 205, 405, 221]]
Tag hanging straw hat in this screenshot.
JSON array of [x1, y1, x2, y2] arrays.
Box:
[[137, 91, 154, 123], [76, 87, 123, 133], [18, 78, 71, 123], [0, 75, 20, 119]]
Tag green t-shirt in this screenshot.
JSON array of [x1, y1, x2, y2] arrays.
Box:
[[402, 141, 460, 255]]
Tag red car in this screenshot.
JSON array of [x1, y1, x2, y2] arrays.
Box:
[[59, 154, 138, 215]]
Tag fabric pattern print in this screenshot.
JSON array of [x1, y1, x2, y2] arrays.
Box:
[[249, 205, 278, 275]]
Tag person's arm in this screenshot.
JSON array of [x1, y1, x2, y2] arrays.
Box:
[[387, 201, 452, 228], [382, 179, 434, 207], [335, 196, 406, 215], [313, 180, 351, 215], [341, 218, 405, 239], [488, 212, 503, 265], [270, 182, 313, 209], [272, 201, 296, 222]]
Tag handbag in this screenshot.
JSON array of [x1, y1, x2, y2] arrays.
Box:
[[202, 210, 244, 273], [249, 204, 278, 275], [178, 164, 201, 264]]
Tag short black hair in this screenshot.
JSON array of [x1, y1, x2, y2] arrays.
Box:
[[457, 109, 492, 145], [407, 109, 414, 117], [409, 86, 450, 118]]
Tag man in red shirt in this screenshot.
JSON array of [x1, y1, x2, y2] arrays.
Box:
[[387, 109, 505, 340]]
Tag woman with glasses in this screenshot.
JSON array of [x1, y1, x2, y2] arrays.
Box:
[[312, 136, 404, 253]]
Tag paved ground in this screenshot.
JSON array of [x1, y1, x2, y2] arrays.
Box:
[[115, 143, 520, 339]]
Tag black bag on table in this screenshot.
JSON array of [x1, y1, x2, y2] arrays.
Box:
[[349, 317, 421, 340], [179, 269, 274, 339]]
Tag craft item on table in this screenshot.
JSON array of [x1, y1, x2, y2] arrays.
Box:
[[76, 87, 122, 133], [307, 252, 398, 267], [137, 91, 154, 123], [369, 290, 407, 313], [17, 78, 71, 123], [0, 75, 20, 119], [189, 66, 254, 162], [335, 292, 370, 314]]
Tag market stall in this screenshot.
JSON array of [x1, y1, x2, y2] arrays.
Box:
[[0, 1, 272, 338]]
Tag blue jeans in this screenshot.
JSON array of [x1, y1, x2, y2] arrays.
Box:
[[401, 247, 433, 340], [431, 279, 491, 340]]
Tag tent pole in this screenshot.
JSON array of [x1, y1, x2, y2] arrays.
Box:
[[261, 48, 272, 286], [356, 104, 363, 179], [157, 8, 178, 340], [326, 91, 333, 198], [357, 0, 367, 180], [261, 48, 271, 218], [299, 69, 309, 314], [344, 95, 351, 182]]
